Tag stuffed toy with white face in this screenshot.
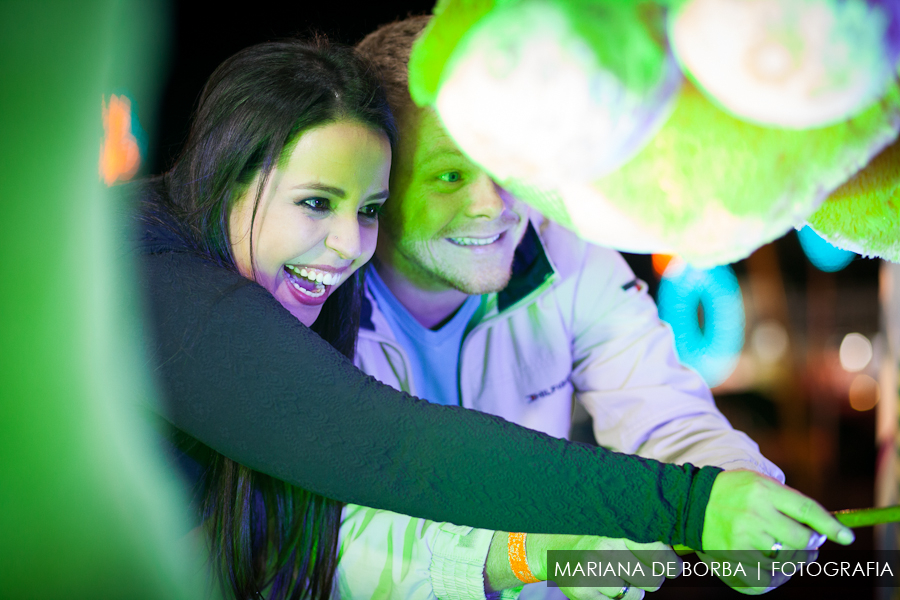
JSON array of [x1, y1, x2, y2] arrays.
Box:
[[409, 0, 900, 267]]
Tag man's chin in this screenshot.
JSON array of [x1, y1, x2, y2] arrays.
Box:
[[446, 269, 513, 295]]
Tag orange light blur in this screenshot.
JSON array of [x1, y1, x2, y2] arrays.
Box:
[[652, 253, 674, 277], [100, 94, 140, 186], [849, 373, 880, 411]]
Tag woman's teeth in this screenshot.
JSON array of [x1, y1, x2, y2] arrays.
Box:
[[284, 265, 338, 298], [449, 234, 501, 246], [285, 265, 340, 285], [290, 279, 326, 297]]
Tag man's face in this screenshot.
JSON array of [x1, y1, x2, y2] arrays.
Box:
[[377, 108, 530, 295]]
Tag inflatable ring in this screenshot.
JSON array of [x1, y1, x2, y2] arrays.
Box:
[[658, 264, 745, 387]]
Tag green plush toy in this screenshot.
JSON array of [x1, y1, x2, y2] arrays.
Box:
[[589, 77, 899, 266], [808, 132, 900, 261], [409, 0, 900, 267]]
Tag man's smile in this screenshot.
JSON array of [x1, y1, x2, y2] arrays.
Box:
[[448, 233, 502, 246]]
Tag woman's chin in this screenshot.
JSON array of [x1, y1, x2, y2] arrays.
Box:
[[287, 303, 324, 327], [272, 285, 327, 326]]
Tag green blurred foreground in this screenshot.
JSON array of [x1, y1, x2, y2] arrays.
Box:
[[0, 2, 201, 598]]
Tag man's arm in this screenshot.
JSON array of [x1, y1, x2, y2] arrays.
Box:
[[563, 245, 790, 593], [337, 504, 521, 600], [337, 505, 676, 600], [566, 245, 783, 480]]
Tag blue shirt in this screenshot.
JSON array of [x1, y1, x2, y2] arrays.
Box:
[[366, 266, 481, 406]]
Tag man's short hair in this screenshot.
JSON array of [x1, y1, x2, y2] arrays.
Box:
[[356, 15, 431, 120]]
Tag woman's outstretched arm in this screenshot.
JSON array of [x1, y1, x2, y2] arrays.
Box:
[[139, 244, 854, 555], [140, 247, 717, 548]]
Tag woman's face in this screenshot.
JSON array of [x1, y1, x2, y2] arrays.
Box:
[[229, 120, 391, 326]]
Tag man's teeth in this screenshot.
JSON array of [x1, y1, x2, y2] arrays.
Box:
[[449, 234, 501, 246], [285, 265, 340, 285]]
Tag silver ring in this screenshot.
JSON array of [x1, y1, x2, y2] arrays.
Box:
[[765, 541, 783, 559], [612, 586, 629, 600]]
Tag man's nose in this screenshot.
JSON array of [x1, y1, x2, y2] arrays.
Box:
[[324, 214, 362, 261], [465, 174, 509, 220]]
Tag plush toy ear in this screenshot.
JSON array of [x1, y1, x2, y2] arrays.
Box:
[[806, 133, 900, 262], [668, 0, 900, 129], [412, 0, 681, 188], [407, 0, 495, 108], [409, 0, 676, 108]]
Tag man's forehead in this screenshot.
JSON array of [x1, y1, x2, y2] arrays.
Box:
[[408, 108, 468, 164]]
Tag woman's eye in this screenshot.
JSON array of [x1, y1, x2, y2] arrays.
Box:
[[438, 171, 461, 183], [359, 204, 384, 220], [299, 197, 330, 211]]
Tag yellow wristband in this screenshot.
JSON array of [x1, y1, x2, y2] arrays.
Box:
[[508, 532, 541, 584]]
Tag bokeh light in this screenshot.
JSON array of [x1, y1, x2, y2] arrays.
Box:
[[751, 319, 789, 365], [652, 253, 674, 278], [849, 373, 881, 411], [658, 263, 745, 387], [839, 332, 874, 372], [797, 225, 856, 272], [100, 94, 141, 186]]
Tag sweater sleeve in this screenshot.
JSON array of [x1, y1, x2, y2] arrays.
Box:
[[139, 249, 721, 550]]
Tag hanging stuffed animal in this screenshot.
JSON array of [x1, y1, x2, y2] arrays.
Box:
[[807, 133, 900, 261], [408, 0, 900, 267]]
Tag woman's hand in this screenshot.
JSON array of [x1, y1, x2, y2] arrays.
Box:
[[694, 470, 853, 594], [701, 470, 855, 555]]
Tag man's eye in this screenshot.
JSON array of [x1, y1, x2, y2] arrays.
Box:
[[299, 197, 330, 211], [438, 171, 461, 183]]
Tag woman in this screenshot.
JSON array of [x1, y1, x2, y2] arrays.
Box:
[[140, 38, 396, 599], [137, 38, 852, 600]]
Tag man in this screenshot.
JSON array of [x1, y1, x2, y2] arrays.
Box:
[[336, 16, 784, 600]]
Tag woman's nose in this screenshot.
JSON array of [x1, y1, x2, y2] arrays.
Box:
[[324, 214, 362, 261]]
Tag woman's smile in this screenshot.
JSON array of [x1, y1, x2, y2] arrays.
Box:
[[282, 264, 349, 303]]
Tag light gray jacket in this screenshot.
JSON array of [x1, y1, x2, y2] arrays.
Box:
[[336, 214, 783, 600]]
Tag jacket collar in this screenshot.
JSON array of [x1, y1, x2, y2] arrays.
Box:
[[497, 222, 555, 311], [359, 222, 555, 331]]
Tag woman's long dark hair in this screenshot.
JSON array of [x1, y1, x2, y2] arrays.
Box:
[[149, 38, 396, 599]]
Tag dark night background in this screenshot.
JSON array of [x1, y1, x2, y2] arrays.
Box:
[[148, 2, 435, 175]]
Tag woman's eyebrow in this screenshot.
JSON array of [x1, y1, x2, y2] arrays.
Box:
[[293, 182, 346, 197], [293, 183, 389, 201]]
